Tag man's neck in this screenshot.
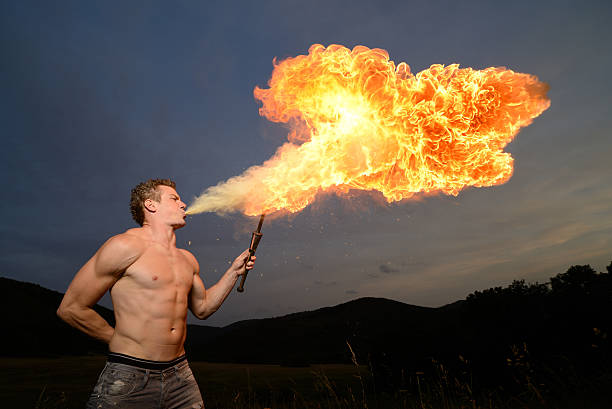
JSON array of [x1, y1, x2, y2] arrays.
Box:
[[141, 223, 177, 248]]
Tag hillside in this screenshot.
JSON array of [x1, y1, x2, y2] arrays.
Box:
[[2, 262, 611, 388], [0, 277, 113, 356]]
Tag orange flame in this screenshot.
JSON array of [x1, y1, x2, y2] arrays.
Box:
[[186, 44, 550, 216]]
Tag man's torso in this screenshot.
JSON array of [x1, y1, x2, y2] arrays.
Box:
[[108, 230, 196, 361]]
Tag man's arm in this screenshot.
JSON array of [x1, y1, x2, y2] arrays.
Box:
[[188, 249, 255, 320], [57, 234, 143, 343]]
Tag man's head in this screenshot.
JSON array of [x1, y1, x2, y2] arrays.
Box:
[[130, 179, 186, 227]]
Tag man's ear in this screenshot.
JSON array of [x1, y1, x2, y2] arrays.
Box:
[[144, 198, 157, 213]]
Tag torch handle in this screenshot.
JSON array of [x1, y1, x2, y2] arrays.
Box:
[[237, 231, 263, 293], [236, 249, 254, 293]]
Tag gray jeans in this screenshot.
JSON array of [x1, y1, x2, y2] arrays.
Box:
[[86, 355, 204, 409]]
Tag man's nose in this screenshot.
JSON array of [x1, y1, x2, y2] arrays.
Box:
[[180, 202, 186, 210]]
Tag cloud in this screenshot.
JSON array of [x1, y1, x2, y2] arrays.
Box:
[[346, 289, 358, 295], [379, 264, 399, 274], [297, 260, 315, 270], [314, 280, 338, 287]]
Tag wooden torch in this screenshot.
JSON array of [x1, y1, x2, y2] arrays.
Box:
[[237, 213, 265, 292]]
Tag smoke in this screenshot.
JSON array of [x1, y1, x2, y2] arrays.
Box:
[[186, 167, 263, 216]]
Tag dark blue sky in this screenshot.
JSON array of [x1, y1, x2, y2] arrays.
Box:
[[1, 0, 611, 326]]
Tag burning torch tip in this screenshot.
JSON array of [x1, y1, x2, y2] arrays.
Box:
[[257, 213, 266, 232]]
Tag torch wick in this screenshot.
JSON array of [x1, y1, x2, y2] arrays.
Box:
[[256, 213, 266, 233]]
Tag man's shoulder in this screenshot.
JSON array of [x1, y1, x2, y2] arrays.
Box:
[[91, 229, 148, 273], [101, 229, 148, 254], [178, 248, 199, 271]]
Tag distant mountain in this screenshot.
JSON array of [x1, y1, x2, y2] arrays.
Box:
[[0, 277, 225, 356], [0, 277, 221, 357], [2, 262, 611, 388], [186, 297, 458, 366], [0, 276, 456, 362], [0, 277, 113, 356]]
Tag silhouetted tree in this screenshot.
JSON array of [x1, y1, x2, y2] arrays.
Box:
[[550, 264, 598, 294]]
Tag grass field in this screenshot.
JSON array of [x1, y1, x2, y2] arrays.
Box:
[[2, 355, 611, 408], [0, 355, 370, 409]]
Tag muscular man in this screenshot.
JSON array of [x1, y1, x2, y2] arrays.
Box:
[[57, 179, 255, 408]]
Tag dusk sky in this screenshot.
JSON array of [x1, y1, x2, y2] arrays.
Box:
[[1, 0, 611, 326]]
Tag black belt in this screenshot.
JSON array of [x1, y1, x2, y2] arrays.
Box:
[[108, 352, 187, 370]]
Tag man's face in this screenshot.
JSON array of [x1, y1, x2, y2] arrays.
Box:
[[154, 185, 187, 228]]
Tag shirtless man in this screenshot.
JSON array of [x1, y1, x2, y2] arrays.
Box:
[[57, 179, 255, 408]]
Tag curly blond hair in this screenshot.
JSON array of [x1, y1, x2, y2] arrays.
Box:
[[130, 179, 176, 226]]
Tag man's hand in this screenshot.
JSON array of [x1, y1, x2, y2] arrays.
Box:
[[230, 249, 257, 277], [190, 249, 257, 319]]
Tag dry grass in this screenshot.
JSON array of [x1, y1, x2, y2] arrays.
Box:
[[1, 352, 610, 409]]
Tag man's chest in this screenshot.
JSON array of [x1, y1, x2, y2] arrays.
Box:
[[124, 247, 194, 291]]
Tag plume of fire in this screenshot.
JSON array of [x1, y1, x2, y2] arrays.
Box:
[[186, 44, 550, 216]]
